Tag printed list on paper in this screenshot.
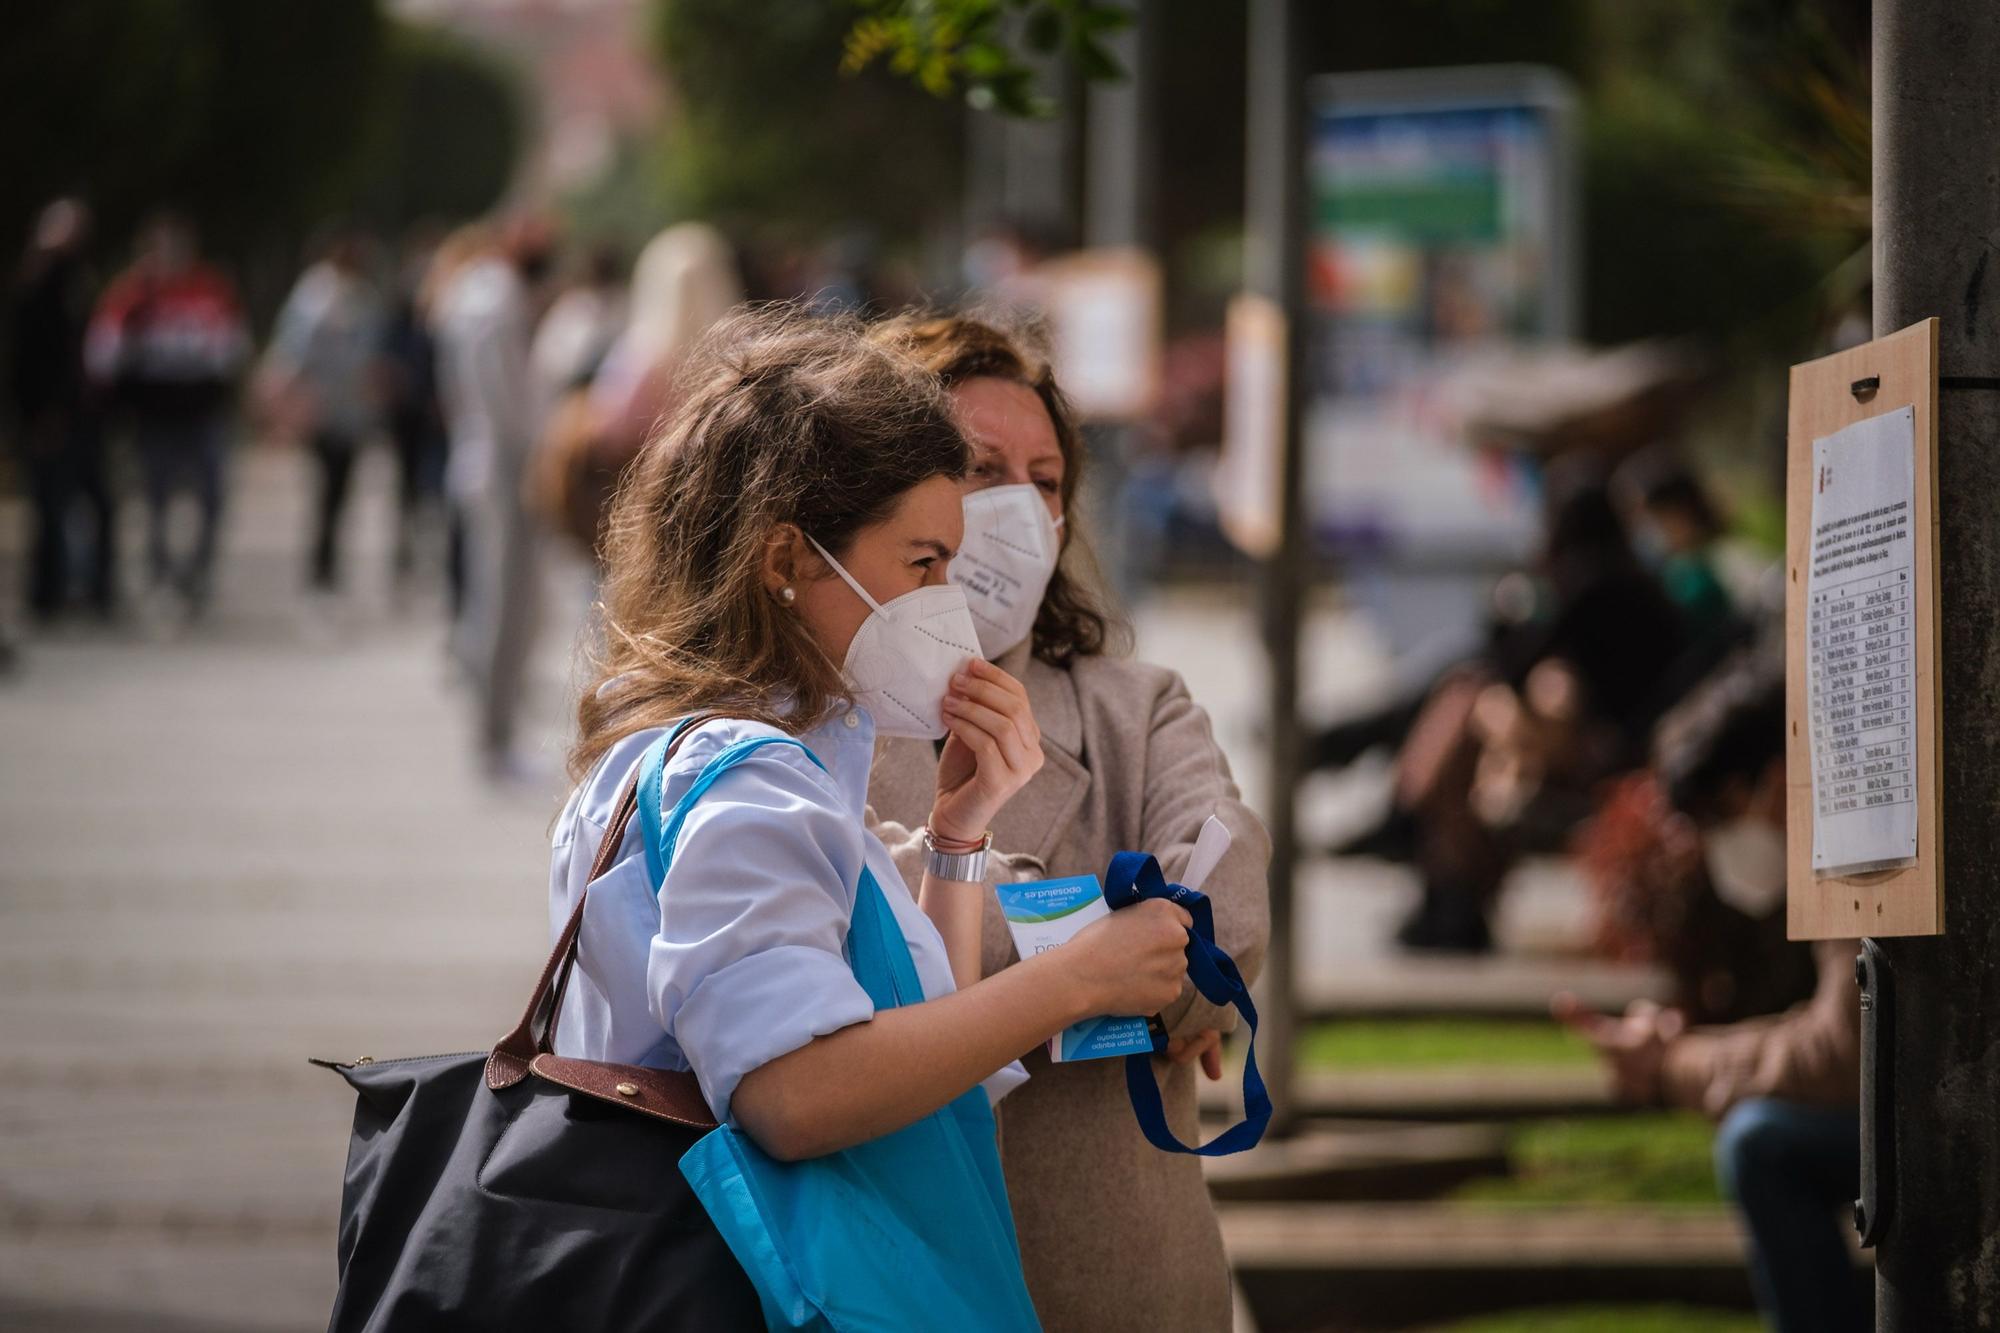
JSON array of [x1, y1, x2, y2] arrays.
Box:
[[1805, 405, 1920, 876]]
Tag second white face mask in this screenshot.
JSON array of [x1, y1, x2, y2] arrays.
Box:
[[806, 534, 981, 739], [1703, 816, 1788, 918], [953, 483, 1062, 657]]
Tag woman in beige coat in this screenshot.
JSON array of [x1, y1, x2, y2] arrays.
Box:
[[866, 315, 1271, 1332]]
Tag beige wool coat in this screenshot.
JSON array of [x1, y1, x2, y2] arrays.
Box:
[[867, 639, 1271, 1333]]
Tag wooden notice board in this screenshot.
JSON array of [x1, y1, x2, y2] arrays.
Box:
[[1785, 318, 1942, 939]]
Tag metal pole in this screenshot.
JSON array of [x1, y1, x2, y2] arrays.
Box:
[[1081, 4, 1155, 606], [1871, 0, 2000, 1327], [1083, 5, 1153, 251], [1246, 0, 1306, 1136]]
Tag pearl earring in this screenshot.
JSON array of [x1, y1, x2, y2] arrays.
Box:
[[778, 585, 796, 605]]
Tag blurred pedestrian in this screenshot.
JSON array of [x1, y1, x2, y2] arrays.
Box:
[[1558, 674, 1865, 1333], [1618, 451, 1735, 632], [433, 216, 556, 778], [8, 198, 114, 622], [529, 239, 626, 402], [258, 227, 385, 592], [528, 223, 739, 560], [589, 223, 740, 467], [1385, 472, 1692, 950], [379, 227, 450, 587], [85, 212, 248, 619]]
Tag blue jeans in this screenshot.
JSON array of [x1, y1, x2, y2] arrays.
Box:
[[1714, 1099, 1868, 1333], [136, 416, 229, 605]]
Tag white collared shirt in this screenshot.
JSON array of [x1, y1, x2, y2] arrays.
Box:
[[550, 706, 1027, 1123]]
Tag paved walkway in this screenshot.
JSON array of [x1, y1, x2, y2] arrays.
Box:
[[0, 444, 1646, 1330], [0, 448, 584, 1329]]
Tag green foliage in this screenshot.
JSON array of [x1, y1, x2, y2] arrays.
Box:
[[1298, 1019, 1595, 1070], [0, 1, 386, 255], [1455, 1113, 1725, 1207], [1577, 1, 1868, 349], [841, 0, 1135, 117], [650, 0, 964, 243], [0, 2, 521, 275], [353, 23, 527, 232]]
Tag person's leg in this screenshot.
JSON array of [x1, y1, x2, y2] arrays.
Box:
[[1714, 1098, 1867, 1333], [310, 432, 357, 590], [74, 414, 118, 616], [21, 415, 70, 619], [446, 497, 472, 629], [389, 416, 425, 580], [478, 478, 540, 771], [184, 416, 228, 611], [135, 423, 177, 591], [1397, 670, 1506, 951]]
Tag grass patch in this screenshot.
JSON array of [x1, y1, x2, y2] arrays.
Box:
[[1418, 1304, 1761, 1332], [1454, 1112, 1723, 1207], [1297, 1019, 1594, 1070]]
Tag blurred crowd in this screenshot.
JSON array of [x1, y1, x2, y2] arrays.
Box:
[[3, 197, 758, 781]]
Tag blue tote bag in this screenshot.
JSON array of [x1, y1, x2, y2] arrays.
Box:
[[635, 729, 1042, 1333]]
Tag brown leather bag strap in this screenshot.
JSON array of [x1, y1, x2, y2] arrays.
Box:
[[540, 771, 643, 1054], [486, 715, 724, 1091]]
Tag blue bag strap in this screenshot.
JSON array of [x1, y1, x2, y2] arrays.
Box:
[[849, 866, 928, 1011], [1101, 850, 1272, 1157], [631, 714, 706, 888], [635, 720, 826, 888], [633, 718, 923, 1013]]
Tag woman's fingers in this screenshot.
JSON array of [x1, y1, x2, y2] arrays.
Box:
[[964, 657, 1029, 701], [1168, 1030, 1227, 1082], [941, 696, 1039, 774], [942, 695, 1028, 760], [948, 673, 1039, 739], [944, 713, 1001, 762], [948, 671, 1040, 749]]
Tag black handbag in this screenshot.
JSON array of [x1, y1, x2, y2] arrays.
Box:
[[314, 727, 762, 1332]]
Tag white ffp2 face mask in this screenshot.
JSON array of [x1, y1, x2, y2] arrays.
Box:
[[1703, 816, 1788, 918], [806, 534, 981, 739], [953, 483, 1062, 658]]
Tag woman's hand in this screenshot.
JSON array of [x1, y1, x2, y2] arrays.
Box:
[[1167, 1029, 1226, 1081], [1059, 899, 1193, 1018], [930, 659, 1043, 845]]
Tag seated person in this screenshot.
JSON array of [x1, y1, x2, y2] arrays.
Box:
[[1558, 672, 1865, 1333]]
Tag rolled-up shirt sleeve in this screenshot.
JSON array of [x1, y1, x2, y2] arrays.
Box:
[[647, 744, 877, 1123]]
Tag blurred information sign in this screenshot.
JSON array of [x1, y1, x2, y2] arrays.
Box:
[[1216, 293, 1287, 558], [1304, 66, 1576, 560], [1032, 247, 1161, 423], [1805, 406, 1919, 876], [1784, 319, 1942, 940]]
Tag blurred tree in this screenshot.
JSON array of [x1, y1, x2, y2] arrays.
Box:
[[0, 3, 217, 257], [0, 1, 387, 260], [649, 0, 963, 249], [644, 0, 1863, 361], [353, 22, 528, 234], [1580, 0, 1868, 348], [0, 1, 520, 311]]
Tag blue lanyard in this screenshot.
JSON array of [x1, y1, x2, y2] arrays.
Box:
[[1101, 851, 1272, 1156]]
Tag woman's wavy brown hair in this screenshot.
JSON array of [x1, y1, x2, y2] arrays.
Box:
[[869, 312, 1119, 668], [568, 304, 969, 784]]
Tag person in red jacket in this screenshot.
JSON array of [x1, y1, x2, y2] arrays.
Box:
[[86, 213, 249, 619]]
